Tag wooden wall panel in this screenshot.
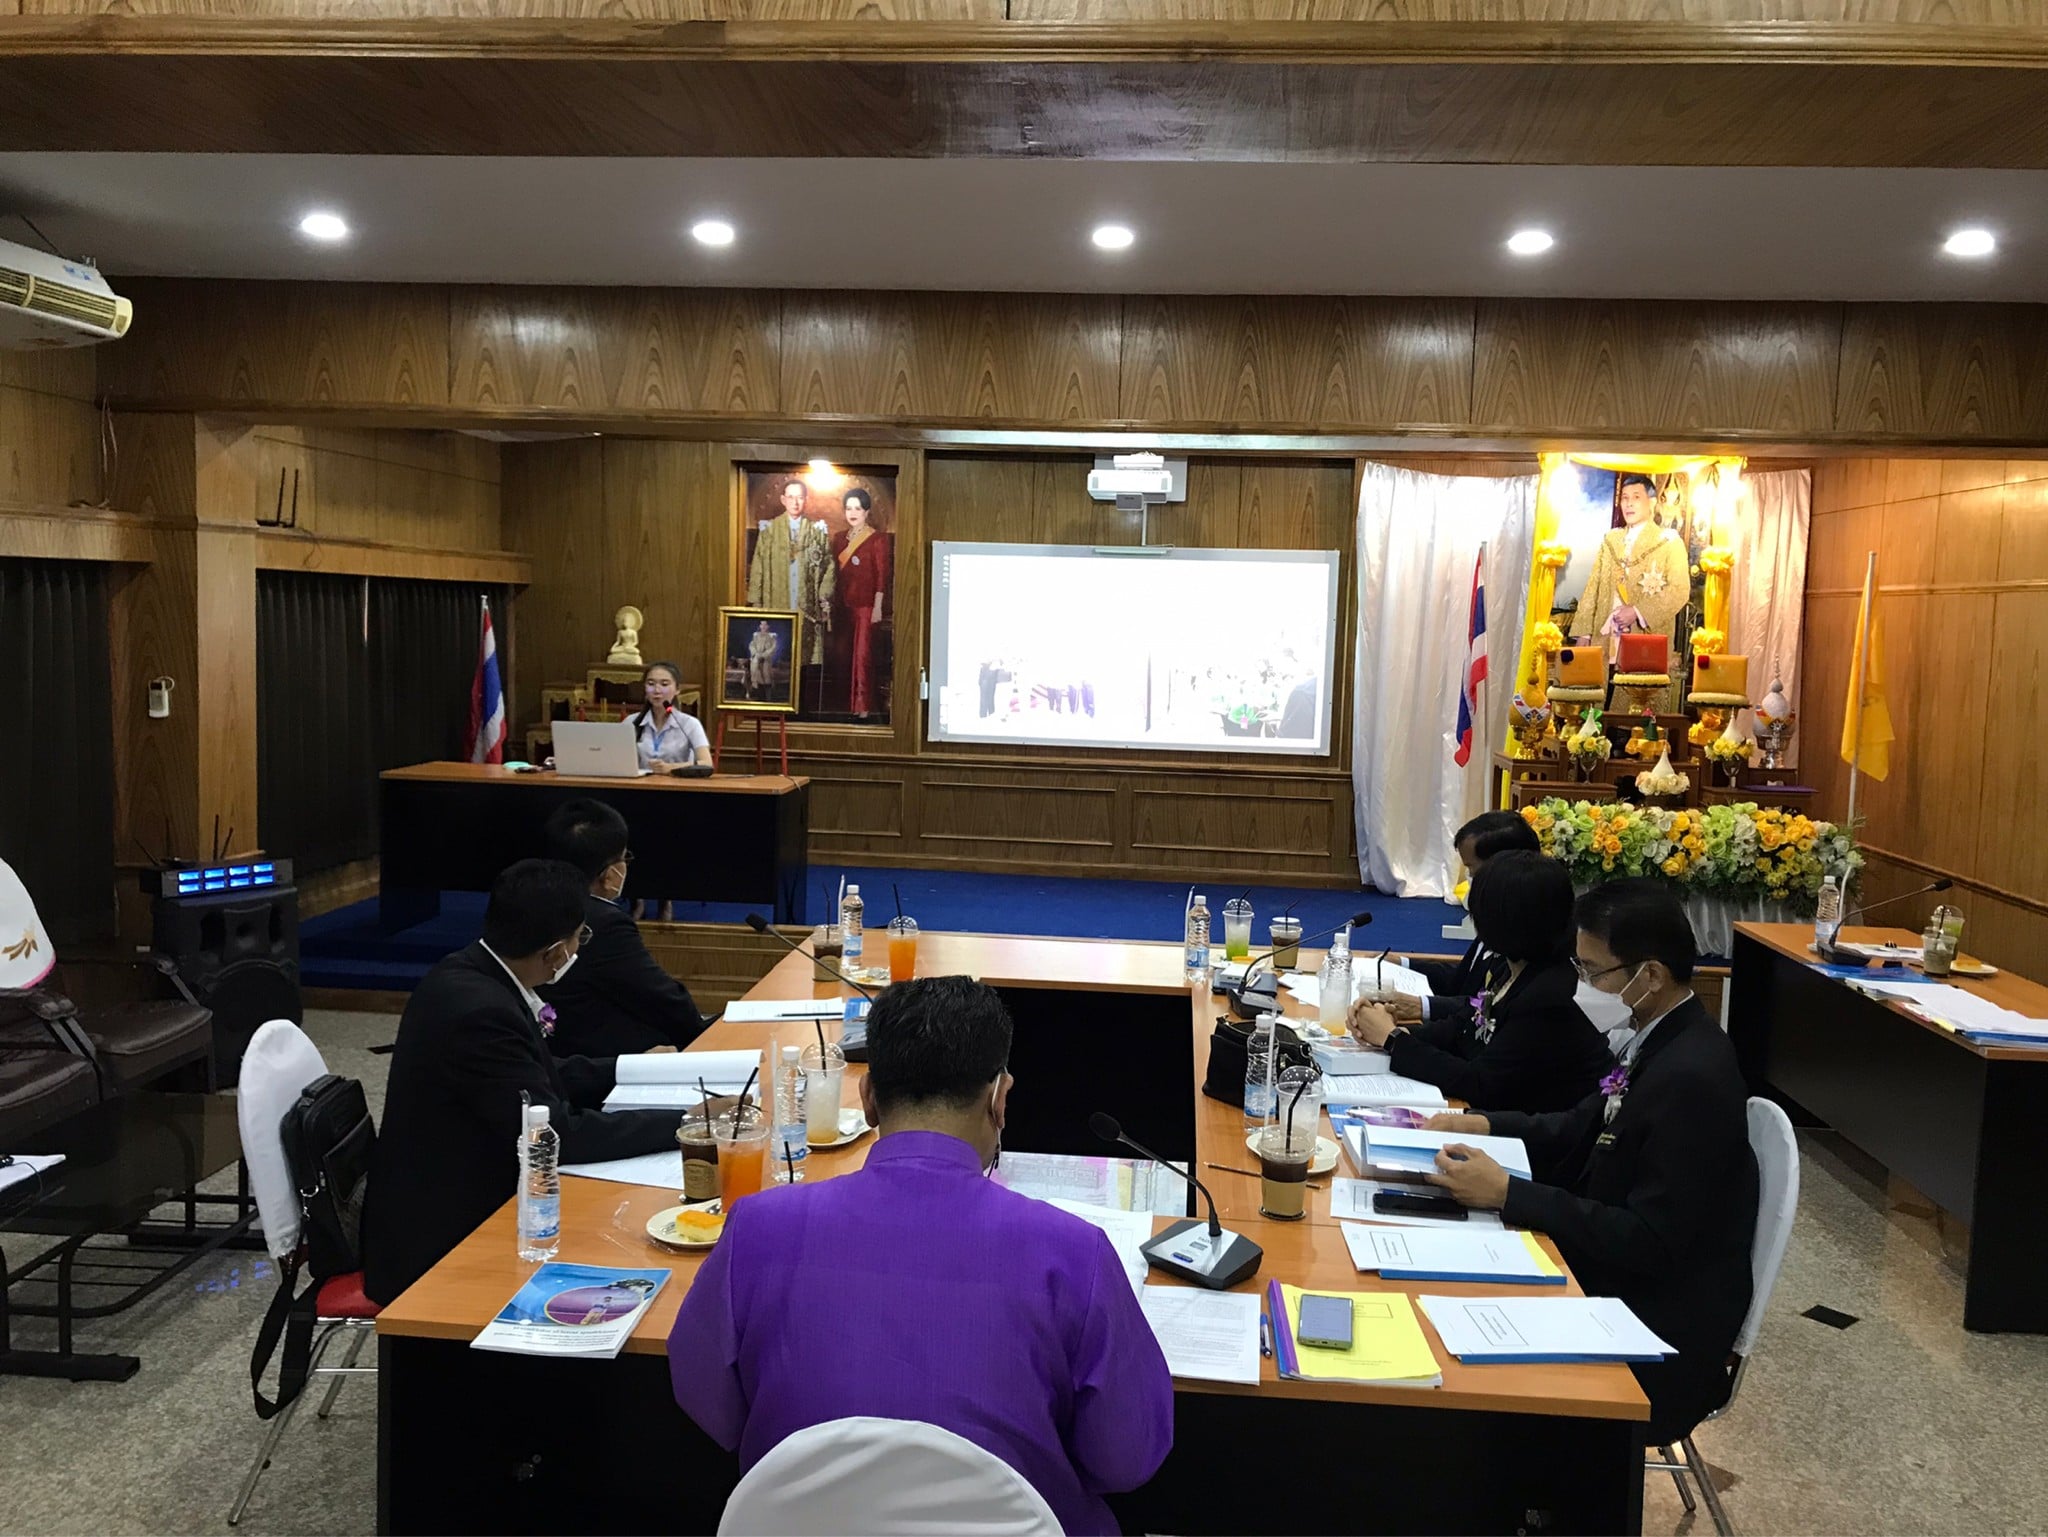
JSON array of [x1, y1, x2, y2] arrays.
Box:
[[219, 424, 504, 549], [1471, 300, 1842, 437], [1835, 305, 2048, 441], [499, 437, 607, 728], [1118, 296, 1473, 429], [1015, 0, 2048, 17], [780, 293, 1122, 424], [1132, 787, 1335, 859], [20, 0, 999, 14], [808, 774, 908, 842], [1975, 587, 2048, 901], [0, 345, 100, 508], [921, 776, 1119, 853]]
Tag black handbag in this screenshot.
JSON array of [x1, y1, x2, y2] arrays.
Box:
[[1202, 1014, 1317, 1107], [250, 1073, 375, 1419]]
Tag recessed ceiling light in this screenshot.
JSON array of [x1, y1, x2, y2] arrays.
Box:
[[1091, 224, 1136, 252], [1943, 227, 1996, 258], [297, 211, 349, 243], [690, 219, 736, 248], [1506, 228, 1555, 257]]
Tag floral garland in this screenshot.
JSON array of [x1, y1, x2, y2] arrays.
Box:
[[1519, 798, 1861, 914]]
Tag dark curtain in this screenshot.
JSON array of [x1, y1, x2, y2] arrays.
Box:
[[367, 581, 511, 775], [0, 559, 115, 944], [257, 572, 375, 875]]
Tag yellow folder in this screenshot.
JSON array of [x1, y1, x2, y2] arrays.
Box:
[[1279, 1284, 1442, 1386]]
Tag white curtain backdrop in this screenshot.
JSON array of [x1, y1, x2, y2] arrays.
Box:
[[1352, 465, 1537, 896], [1726, 469, 1812, 766]]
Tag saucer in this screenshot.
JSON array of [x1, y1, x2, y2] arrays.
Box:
[[1243, 1132, 1339, 1176], [646, 1201, 724, 1250], [806, 1107, 874, 1150]]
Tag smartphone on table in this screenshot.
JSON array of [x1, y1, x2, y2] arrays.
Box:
[[1296, 1292, 1355, 1350]]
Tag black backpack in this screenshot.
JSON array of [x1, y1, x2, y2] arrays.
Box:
[[1201, 1014, 1318, 1107], [249, 1073, 376, 1420]]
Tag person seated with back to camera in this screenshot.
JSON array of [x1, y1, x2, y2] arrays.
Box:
[[539, 798, 709, 1057], [1347, 849, 1611, 1114], [667, 975, 1173, 1536], [1423, 878, 1759, 1446], [1381, 810, 1541, 1029], [363, 858, 685, 1306]]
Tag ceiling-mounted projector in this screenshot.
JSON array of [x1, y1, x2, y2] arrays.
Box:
[[1087, 452, 1187, 510], [0, 238, 133, 350]]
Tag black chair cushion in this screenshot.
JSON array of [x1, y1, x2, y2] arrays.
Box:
[[0, 1048, 100, 1144], [73, 1000, 214, 1087]]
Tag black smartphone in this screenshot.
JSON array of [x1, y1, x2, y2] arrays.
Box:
[[1296, 1292, 1354, 1350], [1373, 1188, 1467, 1220]]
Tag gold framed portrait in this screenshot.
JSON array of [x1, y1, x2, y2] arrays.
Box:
[[717, 607, 803, 714]]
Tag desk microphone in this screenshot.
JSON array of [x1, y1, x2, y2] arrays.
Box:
[[1814, 878, 1954, 964], [1224, 909, 1374, 1020], [1089, 1111, 1263, 1290], [743, 913, 877, 1059]]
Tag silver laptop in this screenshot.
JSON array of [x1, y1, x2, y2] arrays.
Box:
[[551, 719, 650, 778]]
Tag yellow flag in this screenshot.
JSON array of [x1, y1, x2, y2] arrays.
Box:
[[1840, 562, 1894, 782]]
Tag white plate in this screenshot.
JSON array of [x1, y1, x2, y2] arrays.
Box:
[[1243, 1131, 1339, 1176], [806, 1107, 874, 1150], [646, 1201, 725, 1250]]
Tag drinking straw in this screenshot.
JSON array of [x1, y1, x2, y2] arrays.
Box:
[[1282, 899, 1300, 917], [894, 883, 905, 922], [815, 1019, 830, 1059], [698, 1077, 713, 1136], [731, 1065, 761, 1137], [1284, 1074, 1313, 1145], [1235, 887, 1251, 906], [785, 1148, 797, 1183]]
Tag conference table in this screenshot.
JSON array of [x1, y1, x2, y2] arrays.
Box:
[[376, 763, 810, 930], [375, 933, 1649, 1536], [1729, 921, 2048, 1333]]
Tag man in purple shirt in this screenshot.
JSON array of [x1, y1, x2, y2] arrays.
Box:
[[668, 976, 1174, 1534]]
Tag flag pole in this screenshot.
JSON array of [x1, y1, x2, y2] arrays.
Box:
[[1844, 550, 1876, 832]]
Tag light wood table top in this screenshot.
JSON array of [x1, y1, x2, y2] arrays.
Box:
[[378, 930, 1649, 1424], [379, 760, 806, 795], [1738, 922, 2048, 1064]]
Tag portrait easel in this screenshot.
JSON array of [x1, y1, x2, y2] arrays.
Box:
[[714, 710, 790, 776]]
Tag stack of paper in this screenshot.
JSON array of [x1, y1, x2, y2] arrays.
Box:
[[1849, 976, 2048, 1045], [602, 1048, 761, 1111], [1362, 1126, 1531, 1179], [1139, 1286, 1263, 1385], [560, 1148, 685, 1188], [0, 1151, 63, 1200], [471, 1262, 671, 1359], [1266, 1280, 1441, 1387], [1047, 1199, 1153, 1294], [1418, 1294, 1673, 1363], [994, 1152, 1185, 1215], [1321, 1073, 1448, 1110], [1328, 1177, 1509, 1231], [1342, 1224, 1563, 1284], [722, 999, 843, 1023], [1281, 959, 1434, 1014], [1311, 1042, 1389, 1077]]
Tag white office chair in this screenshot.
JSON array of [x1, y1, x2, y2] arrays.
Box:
[[228, 1019, 379, 1526], [716, 1416, 1063, 1536], [1647, 1096, 1800, 1536]]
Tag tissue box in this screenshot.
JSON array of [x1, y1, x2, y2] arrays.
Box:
[[1691, 653, 1749, 700], [1616, 632, 1669, 675], [1555, 646, 1606, 688]]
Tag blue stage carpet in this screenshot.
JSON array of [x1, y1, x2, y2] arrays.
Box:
[[300, 865, 1462, 993]]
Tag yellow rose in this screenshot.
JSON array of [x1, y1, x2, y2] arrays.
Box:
[[1662, 855, 1685, 876], [1603, 856, 1617, 871]]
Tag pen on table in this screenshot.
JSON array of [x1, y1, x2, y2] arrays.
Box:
[[1259, 1312, 1274, 1359]]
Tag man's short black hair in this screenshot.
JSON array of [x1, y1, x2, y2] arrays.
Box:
[[865, 976, 1013, 1115], [781, 477, 807, 499], [1619, 472, 1657, 496], [1455, 809, 1542, 864], [1467, 850, 1574, 965], [1575, 877, 1698, 982], [482, 859, 588, 959], [544, 799, 629, 883], [843, 488, 873, 513]]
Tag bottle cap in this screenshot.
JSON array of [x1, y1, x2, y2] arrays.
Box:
[[847, 885, 860, 896], [782, 1045, 800, 1062], [1193, 894, 1206, 905], [524, 1104, 550, 1132]]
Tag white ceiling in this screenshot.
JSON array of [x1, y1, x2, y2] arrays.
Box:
[[0, 155, 2042, 302]]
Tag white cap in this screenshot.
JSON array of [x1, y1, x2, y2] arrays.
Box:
[[1193, 894, 1206, 905], [524, 1104, 550, 1132], [782, 1045, 800, 1062], [847, 884, 860, 896]]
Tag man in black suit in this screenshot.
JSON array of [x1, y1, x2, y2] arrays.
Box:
[[1391, 810, 1542, 1026], [539, 799, 709, 1057], [364, 859, 684, 1305], [1424, 878, 1759, 1444]]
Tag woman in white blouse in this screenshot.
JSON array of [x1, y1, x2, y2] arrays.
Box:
[[623, 661, 712, 920]]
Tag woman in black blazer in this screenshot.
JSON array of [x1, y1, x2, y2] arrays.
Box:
[[1348, 850, 1610, 1114]]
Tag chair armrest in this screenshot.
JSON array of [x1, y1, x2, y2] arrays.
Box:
[[143, 952, 203, 1009]]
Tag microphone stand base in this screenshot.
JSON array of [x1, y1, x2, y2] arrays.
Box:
[[1224, 976, 1282, 1021], [1140, 1220, 1264, 1291]]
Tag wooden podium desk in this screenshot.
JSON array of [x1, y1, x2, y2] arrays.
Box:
[[375, 934, 1647, 1536], [1730, 922, 2048, 1332], [376, 762, 809, 930]]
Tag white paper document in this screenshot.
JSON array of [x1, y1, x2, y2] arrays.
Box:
[[604, 1048, 761, 1110], [1363, 1127, 1531, 1178], [1328, 1176, 1507, 1231], [1418, 1294, 1674, 1363], [1321, 1074, 1449, 1110], [1849, 978, 2048, 1040], [1139, 1286, 1264, 1385], [722, 999, 844, 1023], [1343, 1224, 1561, 1284], [0, 1152, 63, 1198], [561, 1148, 686, 1188], [1311, 1042, 1390, 1076], [1048, 1199, 1154, 1294]]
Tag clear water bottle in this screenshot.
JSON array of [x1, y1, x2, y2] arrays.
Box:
[[1184, 893, 1211, 980], [773, 1044, 808, 1184], [516, 1103, 561, 1263], [1243, 1012, 1278, 1132], [1318, 927, 1353, 1029], [841, 884, 865, 965], [1814, 875, 1842, 954]]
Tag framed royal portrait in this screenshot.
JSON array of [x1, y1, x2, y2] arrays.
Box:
[[737, 464, 899, 725], [717, 607, 803, 715]]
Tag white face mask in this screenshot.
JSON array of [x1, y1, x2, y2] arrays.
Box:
[[1618, 963, 1655, 1017], [547, 947, 578, 986], [983, 1080, 1005, 1176]]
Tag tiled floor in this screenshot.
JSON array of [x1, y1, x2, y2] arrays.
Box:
[[3, 1010, 2044, 1536]]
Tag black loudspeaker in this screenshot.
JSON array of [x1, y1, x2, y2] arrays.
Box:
[[151, 876, 303, 1080]]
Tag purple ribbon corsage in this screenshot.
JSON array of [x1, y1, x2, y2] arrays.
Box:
[[538, 1003, 557, 1039], [1600, 1062, 1629, 1123], [1471, 993, 1494, 1044]]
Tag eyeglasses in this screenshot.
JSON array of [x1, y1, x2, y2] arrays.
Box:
[[1573, 957, 1632, 984], [577, 924, 593, 947], [618, 850, 636, 865]]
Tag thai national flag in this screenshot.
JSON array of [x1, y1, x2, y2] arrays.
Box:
[[1453, 553, 1487, 767], [468, 595, 507, 765]]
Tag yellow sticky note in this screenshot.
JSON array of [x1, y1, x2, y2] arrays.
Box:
[[1280, 1285, 1440, 1384], [1519, 1231, 1564, 1277]]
